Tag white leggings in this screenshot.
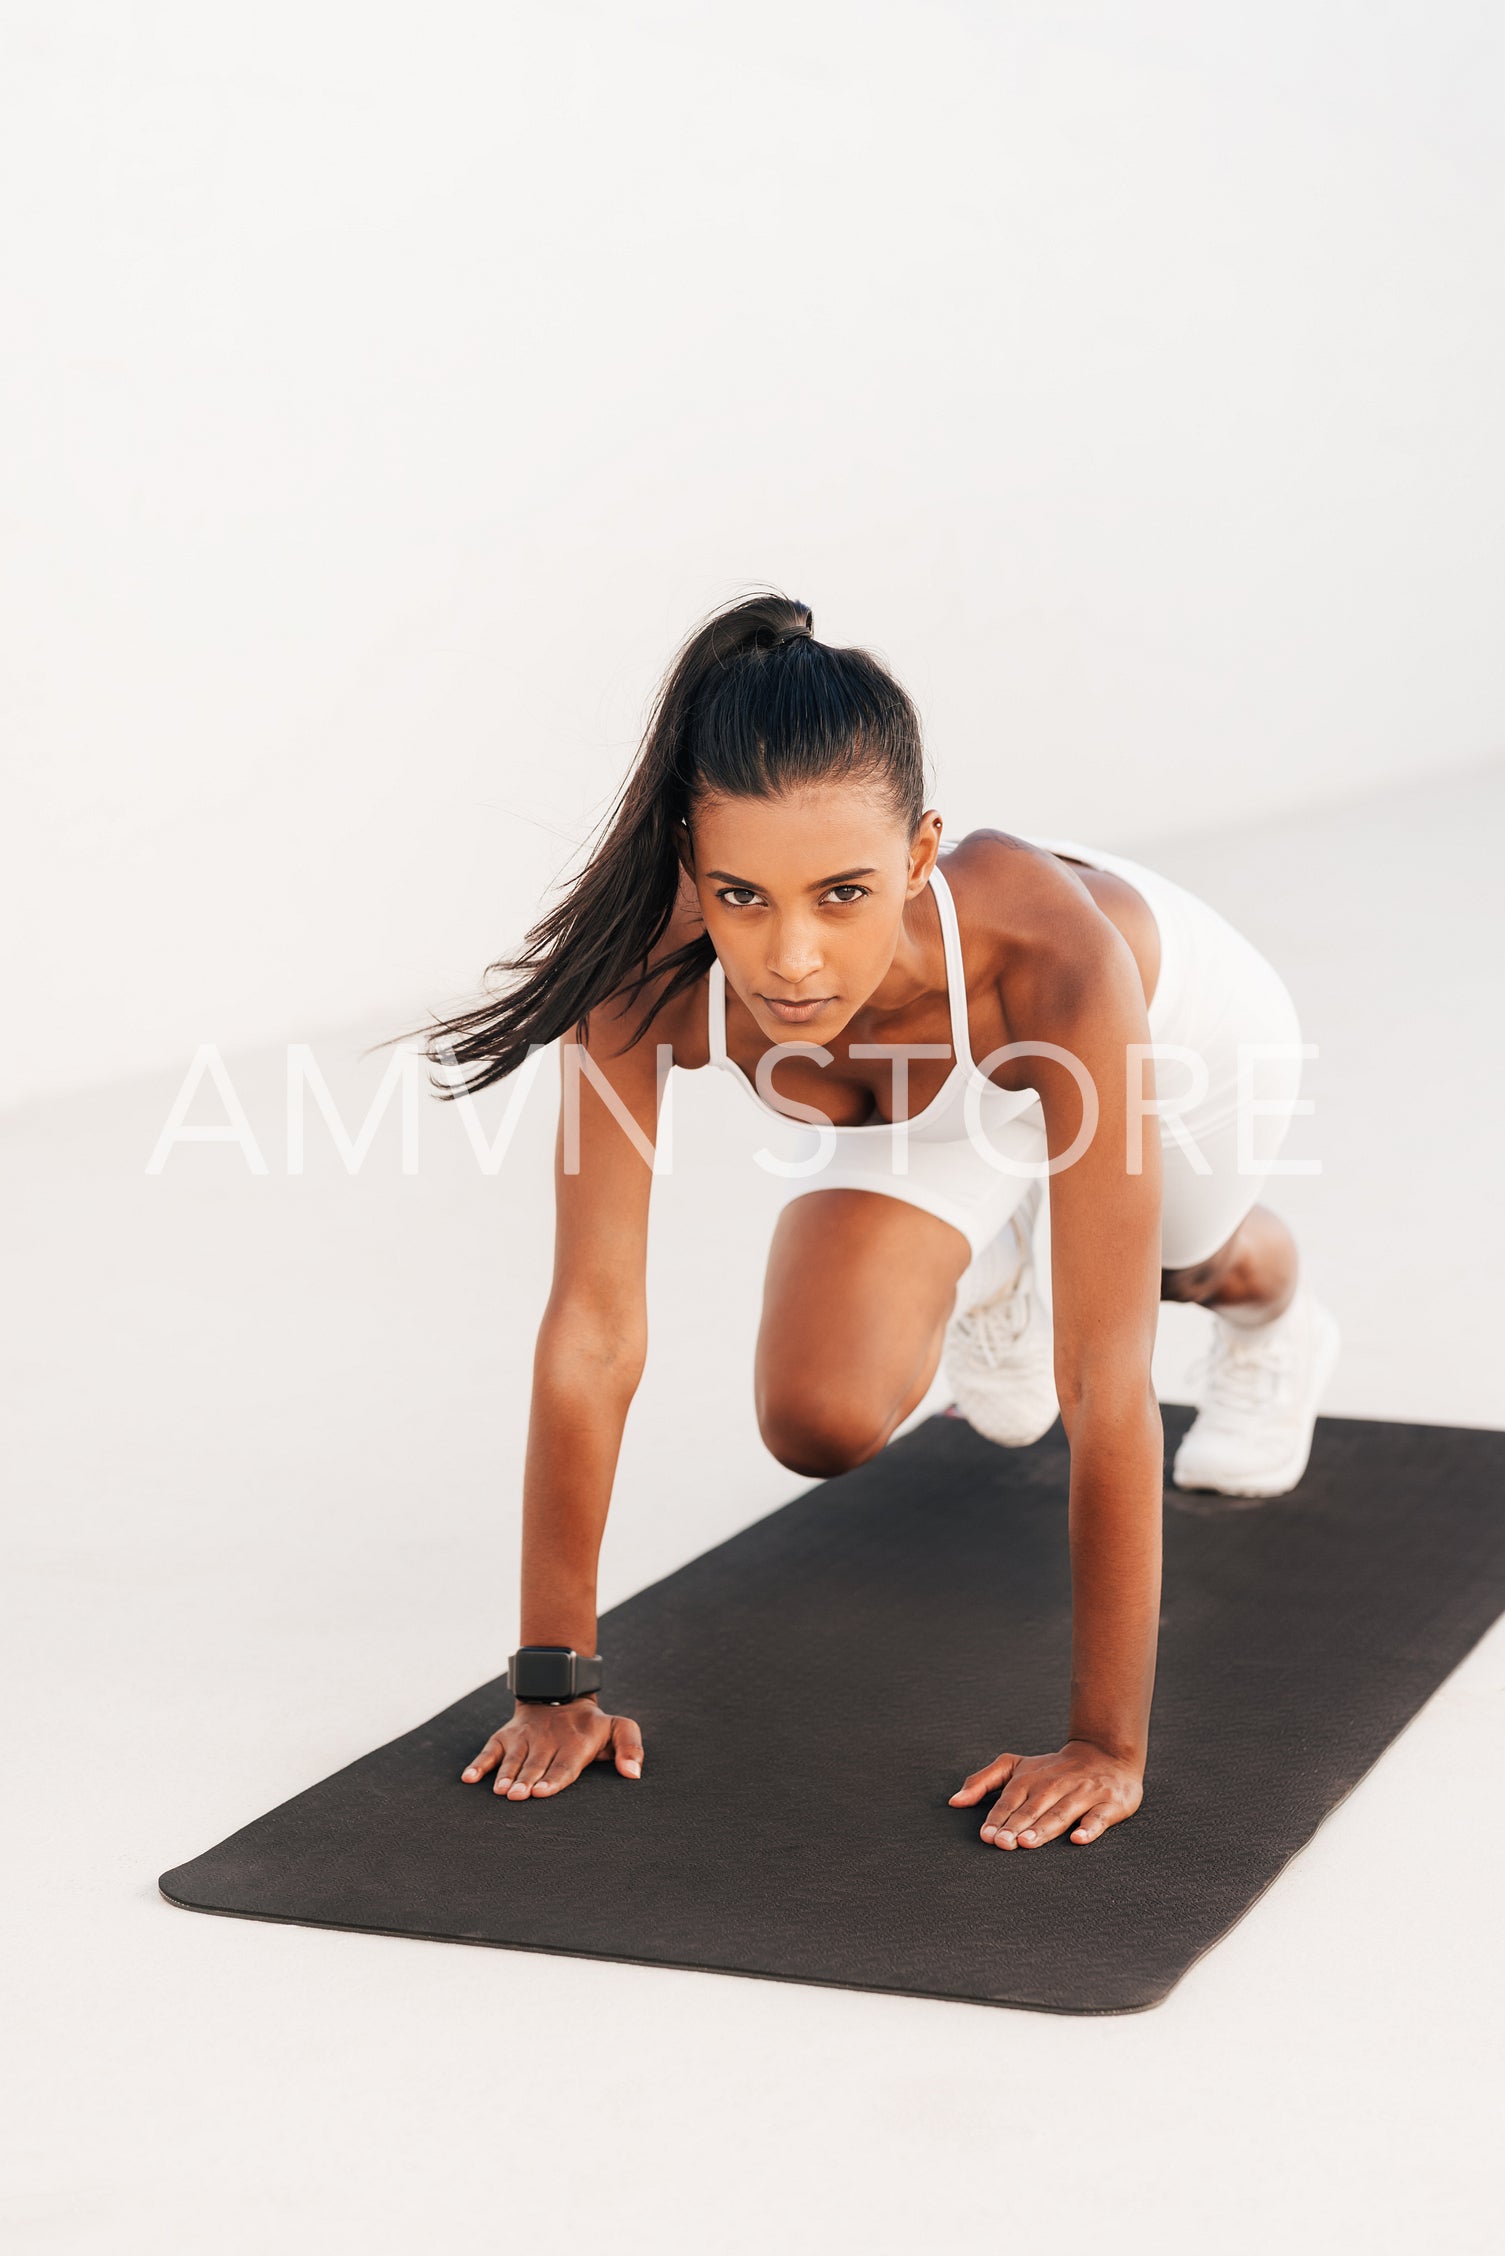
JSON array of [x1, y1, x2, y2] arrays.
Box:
[[777, 845, 1308, 1277]]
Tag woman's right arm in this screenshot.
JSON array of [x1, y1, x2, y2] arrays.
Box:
[[461, 988, 675, 1804]]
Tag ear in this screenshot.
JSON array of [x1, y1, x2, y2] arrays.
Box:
[[673, 815, 696, 881], [905, 811, 944, 896]]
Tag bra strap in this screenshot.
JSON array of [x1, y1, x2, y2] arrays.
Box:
[[927, 861, 977, 1072], [706, 956, 730, 1066]]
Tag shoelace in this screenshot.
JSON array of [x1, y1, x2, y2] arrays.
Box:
[[949, 1271, 1035, 1370], [1190, 1322, 1298, 1414]]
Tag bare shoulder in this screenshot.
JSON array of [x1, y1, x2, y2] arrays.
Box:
[[940, 826, 1152, 1040], [940, 828, 1114, 966], [585, 863, 714, 1070]]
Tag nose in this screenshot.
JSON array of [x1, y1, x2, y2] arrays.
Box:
[[765, 917, 825, 989]]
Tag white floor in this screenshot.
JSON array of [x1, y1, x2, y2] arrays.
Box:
[[5, 758, 1503, 2255]]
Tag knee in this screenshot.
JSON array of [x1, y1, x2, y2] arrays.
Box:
[[1161, 1237, 1237, 1304], [758, 1388, 890, 1478]]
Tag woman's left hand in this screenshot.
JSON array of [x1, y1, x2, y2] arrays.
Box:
[[948, 1739, 1143, 1848]]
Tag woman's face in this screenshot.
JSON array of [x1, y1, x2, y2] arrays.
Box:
[[687, 780, 943, 1040]]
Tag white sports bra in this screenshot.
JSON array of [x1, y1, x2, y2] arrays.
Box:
[[705, 846, 1046, 1146]]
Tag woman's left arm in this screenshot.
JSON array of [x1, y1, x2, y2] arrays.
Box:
[[950, 915, 1165, 1849]]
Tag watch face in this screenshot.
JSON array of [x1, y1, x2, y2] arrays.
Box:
[[512, 1648, 575, 1700]]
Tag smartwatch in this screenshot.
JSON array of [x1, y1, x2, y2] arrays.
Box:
[[508, 1644, 604, 1705]]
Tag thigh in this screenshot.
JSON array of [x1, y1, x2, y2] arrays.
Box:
[[1158, 956, 1306, 1271], [1159, 1114, 1270, 1270], [757, 1188, 972, 1422]]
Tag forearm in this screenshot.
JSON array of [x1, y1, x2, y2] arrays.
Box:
[[518, 1305, 645, 1652], [1059, 1381, 1164, 1767]]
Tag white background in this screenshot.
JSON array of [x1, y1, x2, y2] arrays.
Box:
[[5, 8, 1505, 2254], [5, 0, 1504, 1108]]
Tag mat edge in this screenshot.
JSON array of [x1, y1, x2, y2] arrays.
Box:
[[153, 1879, 1171, 2019]]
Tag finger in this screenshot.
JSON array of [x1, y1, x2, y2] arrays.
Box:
[[949, 1753, 1020, 1806], [462, 1734, 506, 1784], [491, 1732, 533, 1796], [1003, 1786, 1077, 1847], [1070, 1801, 1119, 1845], [1014, 1791, 1096, 1849], [611, 1717, 645, 1780], [530, 1718, 613, 1795], [504, 1743, 554, 1800], [980, 1779, 1034, 1845], [492, 1747, 525, 1793], [528, 1747, 582, 1796]]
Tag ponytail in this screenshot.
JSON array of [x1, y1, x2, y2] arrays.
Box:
[[410, 589, 925, 1098]]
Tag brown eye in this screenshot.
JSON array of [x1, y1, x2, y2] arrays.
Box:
[[716, 887, 759, 909], [824, 885, 869, 904]]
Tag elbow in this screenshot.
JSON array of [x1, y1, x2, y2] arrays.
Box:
[[1055, 1362, 1161, 1443], [536, 1295, 649, 1403]]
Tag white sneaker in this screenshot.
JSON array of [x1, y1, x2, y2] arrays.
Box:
[[1172, 1274, 1341, 1499], [944, 1178, 1059, 1447]]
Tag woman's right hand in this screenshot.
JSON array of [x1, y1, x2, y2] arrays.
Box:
[[460, 1697, 644, 1800]]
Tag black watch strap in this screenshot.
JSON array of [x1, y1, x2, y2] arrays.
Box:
[[508, 1644, 604, 1705]]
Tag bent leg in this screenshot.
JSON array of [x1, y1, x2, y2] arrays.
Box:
[[757, 1190, 972, 1477], [1162, 1201, 1299, 1319], [1158, 1122, 1339, 1498], [1154, 954, 1308, 1316]]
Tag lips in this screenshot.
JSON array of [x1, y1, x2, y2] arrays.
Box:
[[759, 994, 835, 1024]]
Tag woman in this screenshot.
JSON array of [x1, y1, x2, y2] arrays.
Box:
[[425, 592, 1341, 1853]]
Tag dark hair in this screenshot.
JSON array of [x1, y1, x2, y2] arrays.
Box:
[[412, 589, 927, 1097]]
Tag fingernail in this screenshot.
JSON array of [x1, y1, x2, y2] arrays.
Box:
[[507, 1784, 528, 1798], [624, 1761, 641, 1777], [981, 1825, 997, 1840], [533, 1781, 553, 1792], [462, 1768, 477, 1780], [1020, 1830, 1037, 1843], [998, 1831, 1015, 1846]]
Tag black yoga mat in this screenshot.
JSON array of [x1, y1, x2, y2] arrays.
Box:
[[160, 1407, 1505, 2014]]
